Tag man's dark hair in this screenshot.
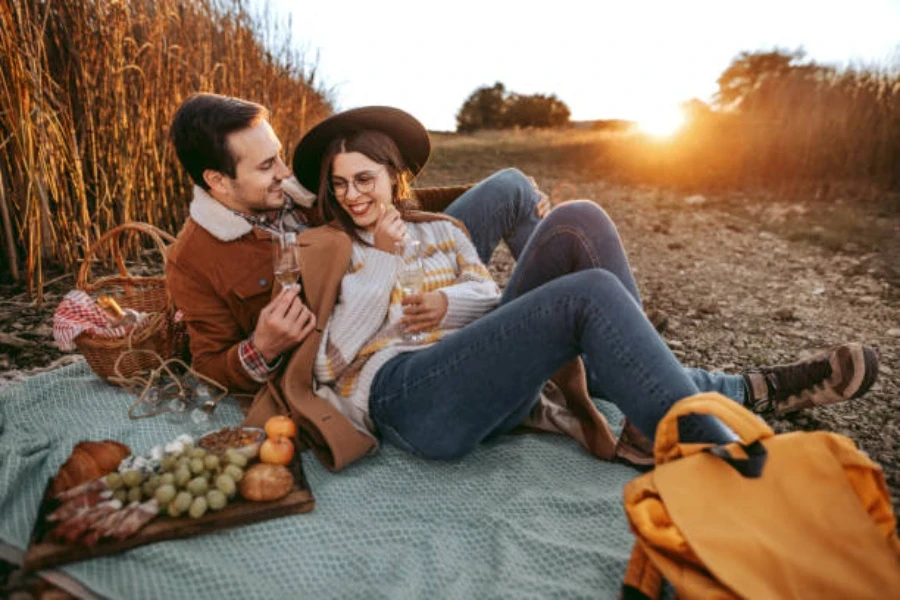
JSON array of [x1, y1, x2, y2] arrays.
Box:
[[170, 93, 268, 190]]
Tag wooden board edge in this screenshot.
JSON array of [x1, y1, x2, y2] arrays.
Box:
[[24, 489, 314, 572]]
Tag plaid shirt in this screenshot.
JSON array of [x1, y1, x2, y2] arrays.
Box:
[[228, 197, 308, 237], [238, 335, 283, 383]]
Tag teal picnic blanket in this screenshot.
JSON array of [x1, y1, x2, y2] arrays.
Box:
[[0, 361, 638, 599]]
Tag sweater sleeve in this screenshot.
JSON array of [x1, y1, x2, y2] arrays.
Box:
[[314, 247, 400, 383], [437, 223, 500, 330]]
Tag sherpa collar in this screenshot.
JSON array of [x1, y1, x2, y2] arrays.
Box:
[[189, 186, 253, 242]]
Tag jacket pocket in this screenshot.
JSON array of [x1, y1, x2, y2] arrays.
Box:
[[232, 267, 274, 302], [230, 264, 274, 332]]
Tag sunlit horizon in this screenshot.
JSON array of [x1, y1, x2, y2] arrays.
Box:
[[273, 0, 900, 131], [636, 106, 686, 137]]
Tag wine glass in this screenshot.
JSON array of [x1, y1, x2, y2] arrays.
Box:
[[273, 232, 302, 292], [394, 238, 425, 343]]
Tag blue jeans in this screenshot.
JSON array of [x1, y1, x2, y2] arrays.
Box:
[[444, 182, 746, 408], [371, 180, 745, 459], [443, 168, 541, 263], [371, 270, 736, 461], [501, 201, 746, 407]]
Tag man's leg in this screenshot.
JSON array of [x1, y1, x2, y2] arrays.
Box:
[[442, 168, 541, 264], [501, 201, 749, 404]]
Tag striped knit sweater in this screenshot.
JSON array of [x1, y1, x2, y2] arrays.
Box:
[[314, 220, 500, 435]]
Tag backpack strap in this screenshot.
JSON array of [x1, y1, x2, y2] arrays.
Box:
[[621, 542, 663, 600], [653, 393, 774, 465]]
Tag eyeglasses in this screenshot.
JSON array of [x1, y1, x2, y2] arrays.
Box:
[[330, 167, 385, 199]]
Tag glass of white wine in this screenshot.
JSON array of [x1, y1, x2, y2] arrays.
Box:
[[395, 238, 425, 343], [273, 232, 302, 292]]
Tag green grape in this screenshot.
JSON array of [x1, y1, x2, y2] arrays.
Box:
[[113, 489, 128, 503], [159, 472, 175, 486], [105, 472, 124, 490], [142, 479, 159, 498], [122, 470, 144, 488], [160, 456, 177, 471], [127, 486, 143, 503], [224, 449, 248, 468], [187, 476, 209, 496], [215, 473, 236, 498], [155, 484, 177, 506], [223, 464, 244, 483], [203, 454, 220, 471], [188, 496, 208, 519], [167, 499, 184, 518], [173, 491, 193, 513], [189, 458, 205, 475], [176, 456, 191, 471], [174, 466, 191, 487], [206, 489, 227, 511], [189, 447, 207, 460]]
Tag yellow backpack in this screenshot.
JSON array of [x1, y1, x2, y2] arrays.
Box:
[[622, 393, 900, 599]]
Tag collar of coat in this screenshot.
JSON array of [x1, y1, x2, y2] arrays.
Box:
[[189, 185, 254, 242]]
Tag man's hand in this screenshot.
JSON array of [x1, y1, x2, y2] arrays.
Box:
[[253, 287, 317, 362], [526, 175, 552, 218], [401, 291, 448, 333], [372, 204, 408, 253]]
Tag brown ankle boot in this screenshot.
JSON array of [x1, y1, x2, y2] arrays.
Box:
[[743, 343, 879, 416]]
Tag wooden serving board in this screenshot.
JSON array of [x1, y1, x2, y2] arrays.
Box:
[[23, 457, 314, 572]]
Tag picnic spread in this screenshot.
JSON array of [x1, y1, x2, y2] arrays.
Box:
[[0, 360, 638, 599]]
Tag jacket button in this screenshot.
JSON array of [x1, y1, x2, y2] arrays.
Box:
[[259, 278, 268, 287]]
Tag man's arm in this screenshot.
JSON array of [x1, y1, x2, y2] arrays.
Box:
[[167, 259, 266, 393]]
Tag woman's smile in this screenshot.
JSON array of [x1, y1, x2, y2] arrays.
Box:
[[345, 199, 376, 217]]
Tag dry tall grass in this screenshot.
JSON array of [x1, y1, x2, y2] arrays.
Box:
[[0, 0, 330, 299]]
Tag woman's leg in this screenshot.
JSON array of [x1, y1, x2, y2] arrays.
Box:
[[369, 269, 736, 461], [442, 168, 541, 263], [503, 201, 747, 404]]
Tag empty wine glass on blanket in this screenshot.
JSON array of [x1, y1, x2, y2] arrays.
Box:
[[273, 232, 302, 292], [395, 238, 425, 343]]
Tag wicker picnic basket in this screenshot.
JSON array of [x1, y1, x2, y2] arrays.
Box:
[[75, 222, 188, 384]]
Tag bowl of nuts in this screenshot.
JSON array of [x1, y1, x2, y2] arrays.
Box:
[[198, 426, 265, 459]]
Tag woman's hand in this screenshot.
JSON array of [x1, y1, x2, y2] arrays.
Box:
[[372, 204, 407, 253], [401, 291, 448, 333]]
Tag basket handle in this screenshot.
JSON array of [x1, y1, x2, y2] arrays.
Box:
[[77, 222, 176, 293]]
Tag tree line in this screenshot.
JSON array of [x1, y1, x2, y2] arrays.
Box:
[[456, 82, 571, 132]]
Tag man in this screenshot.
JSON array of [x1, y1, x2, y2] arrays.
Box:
[[166, 93, 549, 393]]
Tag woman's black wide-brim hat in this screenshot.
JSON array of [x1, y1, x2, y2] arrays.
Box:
[[292, 106, 431, 193]]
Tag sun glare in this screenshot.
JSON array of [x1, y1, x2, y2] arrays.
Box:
[[637, 107, 685, 137]]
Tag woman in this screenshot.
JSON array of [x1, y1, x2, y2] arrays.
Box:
[[292, 106, 878, 462]]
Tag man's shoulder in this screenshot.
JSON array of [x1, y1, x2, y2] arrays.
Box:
[[168, 218, 212, 266]]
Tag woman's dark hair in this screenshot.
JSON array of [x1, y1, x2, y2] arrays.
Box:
[[170, 93, 268, 190], [316, 129, 420, 245]]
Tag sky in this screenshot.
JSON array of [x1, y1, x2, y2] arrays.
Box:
[[271, 0, 900, 132]]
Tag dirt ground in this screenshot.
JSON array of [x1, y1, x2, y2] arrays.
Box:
[[1, 140, 899, 597]]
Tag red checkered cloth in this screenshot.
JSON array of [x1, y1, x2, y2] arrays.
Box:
[[52, 290, 141, 351]]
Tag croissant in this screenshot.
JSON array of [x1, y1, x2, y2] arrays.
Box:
[[51, 440, 131, 497]]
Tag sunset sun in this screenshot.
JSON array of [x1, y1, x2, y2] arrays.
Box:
[[637, 107, 685, 137]]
